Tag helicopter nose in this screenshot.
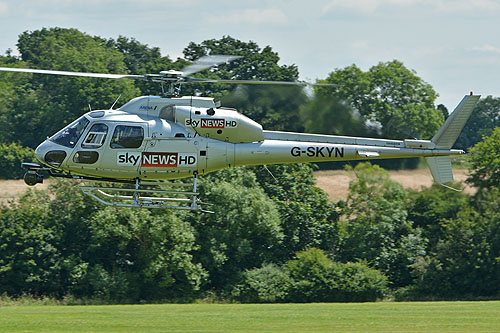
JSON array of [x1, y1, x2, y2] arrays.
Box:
[[34, 141, 47, 163], [35, 140, 69, 168]]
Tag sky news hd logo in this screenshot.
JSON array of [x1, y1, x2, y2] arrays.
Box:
[[185, 118, 238, 128], [117, 152, 197, 167]]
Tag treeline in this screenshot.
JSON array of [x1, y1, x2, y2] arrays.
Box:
[[2, 142, 500, 302], [1, 28, 500, 303], [2, 27, 500, 177]]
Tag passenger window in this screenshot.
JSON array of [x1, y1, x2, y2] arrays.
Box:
[[73, 151, 99, 164], [110, 125, 144, 149], [82, 123, 108, 148]]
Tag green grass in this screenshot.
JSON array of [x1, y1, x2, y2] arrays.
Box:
[[1, 302, 500, 332]]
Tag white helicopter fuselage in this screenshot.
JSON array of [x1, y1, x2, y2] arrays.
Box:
[[35, 95, 263, 180], [34, 95, 474, 182], [2, 59, 479, 211]]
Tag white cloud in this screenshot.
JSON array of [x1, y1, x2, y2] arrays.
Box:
[[432, 0, 500, 13], [126, 0, 200, 7], [322, 0, 500, 15], [350, 40, 371, 50], [468, 44, 500, 54], [0, 2, 8, 15], [322, 0, 421, 15], [209, 8, 288, 25], [323, 0, 376, 15]]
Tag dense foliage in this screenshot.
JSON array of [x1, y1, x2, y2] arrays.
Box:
[[1, 28, 500, 302], [3, 155, 500, 302], [455, 96, 500, 150], [0, 142, 36, 179], [467, 127, 500, 189]]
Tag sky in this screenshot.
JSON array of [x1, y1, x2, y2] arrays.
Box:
[[0, 0, 499, 111]]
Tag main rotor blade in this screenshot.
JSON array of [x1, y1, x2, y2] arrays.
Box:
[[0, 67, 143, 79], [0, 65, 337, 88], [181, 55, 241, 76], [184, 77, 337, 87]]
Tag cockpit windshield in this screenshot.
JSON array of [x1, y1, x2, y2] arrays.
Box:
[[49, 116, 90, 148]]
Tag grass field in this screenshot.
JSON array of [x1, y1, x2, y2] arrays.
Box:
[[1, 302, 499, 332]]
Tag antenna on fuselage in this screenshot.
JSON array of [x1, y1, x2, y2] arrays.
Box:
[[263, 165, 279, 184], [110, 95, 121, 110]]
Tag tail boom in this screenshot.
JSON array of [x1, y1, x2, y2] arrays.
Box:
[[231, 94, 478, 186], [233, 140, 464, 167]]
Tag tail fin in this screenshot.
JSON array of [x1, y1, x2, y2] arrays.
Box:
[[427, 94, 480, 184], [426, 155, 453, 183], [431, 94, 480, 149]]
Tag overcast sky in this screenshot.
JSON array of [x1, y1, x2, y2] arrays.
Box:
[[0, 0, 499, 110]]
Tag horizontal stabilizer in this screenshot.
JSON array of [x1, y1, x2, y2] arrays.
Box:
[[426, 156, 453, 184], [432, 94, 480, 149]]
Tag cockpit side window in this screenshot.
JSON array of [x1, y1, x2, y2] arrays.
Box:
[[49, 116, 90, 148], [82, 123, 108, 148], [110, 125, 144, 149]]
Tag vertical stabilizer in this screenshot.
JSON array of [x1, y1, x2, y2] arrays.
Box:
[[431, 94, 480, 149], [426, 94, 480, 185], [426, 156, 453, 184]]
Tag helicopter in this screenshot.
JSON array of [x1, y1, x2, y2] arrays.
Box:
[[0, 55, 480, 212]]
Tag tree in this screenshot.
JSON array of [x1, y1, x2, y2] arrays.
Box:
[[183, 36, 298, 82], [455, 96, 500, 150], [311, 61, 443, 169], [82, 207, 206, 301], [317, 60, 443, 140], [411, 188, 500, 298], [183, 36, 306, 130], [467, 127, 500, 188], [0, 190, 60, 296], [222, 85, 307, 132], [105, 36, 178, 96], [0, 28, 140, 148], [300, 94, 372, 137], [0, 57, 32, 145], [188, 167, 284, 290], [407, 183, 469, 247], [339, 163, 427, 287], [0, 142, 36, 179], [252, 163, 340, 261], [0, 179, 207, 301]]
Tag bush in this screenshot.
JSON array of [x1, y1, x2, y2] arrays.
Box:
[[232, 264, 292, 303], [330, 261, 388, 302], [286, 248, 388, 302], [0, 142, 36, 179]]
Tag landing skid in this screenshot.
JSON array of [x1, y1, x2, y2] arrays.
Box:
[[80, 174, 212, 212], [21, 163, 212, 212]]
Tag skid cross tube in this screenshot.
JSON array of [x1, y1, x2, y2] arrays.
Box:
[[79, 172, 212, 212]]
